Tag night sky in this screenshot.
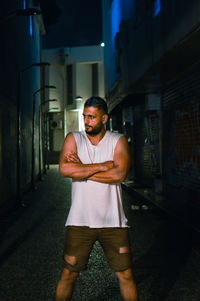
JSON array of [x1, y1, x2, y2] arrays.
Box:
[[41, 0, 102, 49]]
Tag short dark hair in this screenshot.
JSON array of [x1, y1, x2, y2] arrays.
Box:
[[84, 96, 108, 114]]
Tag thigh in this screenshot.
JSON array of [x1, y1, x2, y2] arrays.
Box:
[[63, 226, 97, 272], [98, 228, 133, 272]]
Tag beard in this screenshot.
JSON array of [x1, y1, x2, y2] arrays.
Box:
[[85, 123, 104, 136]]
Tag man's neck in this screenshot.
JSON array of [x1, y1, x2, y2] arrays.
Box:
[[86, 128, 106, 145]]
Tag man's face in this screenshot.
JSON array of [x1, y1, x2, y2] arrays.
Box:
[[83, 106, 107, 136]]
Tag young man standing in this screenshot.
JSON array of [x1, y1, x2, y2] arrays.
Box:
[[56, 97, 139, 301]]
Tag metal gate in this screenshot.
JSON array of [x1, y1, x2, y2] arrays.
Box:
[[162, 68, 200, 208]]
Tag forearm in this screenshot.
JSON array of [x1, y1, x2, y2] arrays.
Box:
[[88, 166, 127, 183], [59, 162, 106, 179]]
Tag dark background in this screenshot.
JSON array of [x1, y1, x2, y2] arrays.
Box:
[[39, 0, 102, 48]]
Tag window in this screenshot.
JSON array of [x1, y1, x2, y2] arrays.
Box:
[[67, 65, 73, 105], [92, 64, 99, 96]]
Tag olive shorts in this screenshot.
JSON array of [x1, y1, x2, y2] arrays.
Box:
[[63, 226, 133, 272]]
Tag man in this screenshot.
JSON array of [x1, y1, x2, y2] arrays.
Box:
[[56, 97, 139, 301]]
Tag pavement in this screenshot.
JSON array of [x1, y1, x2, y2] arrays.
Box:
[[0, 165, 200, 301]]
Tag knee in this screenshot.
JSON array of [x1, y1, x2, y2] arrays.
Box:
[[64, 254, 77, 266], [116, 269, 134, 283]]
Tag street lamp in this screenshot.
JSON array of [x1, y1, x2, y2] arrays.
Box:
[[31, 86, 56, 189], [39, 99, 57, 179], [20, 62, 50, 73], [16, 62, 50, 205], [75, 96, 83, 101], [0, 8, 41, 23]]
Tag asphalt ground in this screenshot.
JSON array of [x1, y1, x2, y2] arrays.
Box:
[[0, 165, 200, 301]]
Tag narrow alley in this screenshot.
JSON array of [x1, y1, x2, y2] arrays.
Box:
[[1, 1, 200, 300], [0, 166, 200, 301]]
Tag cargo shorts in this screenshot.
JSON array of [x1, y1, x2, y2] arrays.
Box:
[[63, 226, 133, 272]]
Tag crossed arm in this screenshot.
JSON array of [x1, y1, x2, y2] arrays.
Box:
[[59, 132, 131, 183]]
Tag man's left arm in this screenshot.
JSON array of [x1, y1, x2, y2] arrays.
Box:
[[88, 135, 131, 183]]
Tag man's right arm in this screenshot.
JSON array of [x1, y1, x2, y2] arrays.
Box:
[[59, 132, 113, 179]]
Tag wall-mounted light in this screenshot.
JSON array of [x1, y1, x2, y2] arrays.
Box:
[[34, 85, 56, 95], [101, 42, 105, 47], [42, 99, 57, 105], [75, 96, 83, 101], [17, 8, 41, 16], [31, 85, 56, 189], [16, 61, 50, 204], [0, 8, 41, 23]]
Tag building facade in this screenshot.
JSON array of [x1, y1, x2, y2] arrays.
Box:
[[42, 45, 105, 164], [0, 0, 47, 212], [102, 0, 200, 208]]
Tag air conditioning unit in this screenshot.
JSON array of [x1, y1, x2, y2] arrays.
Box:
[[50, 118, 63, 129]]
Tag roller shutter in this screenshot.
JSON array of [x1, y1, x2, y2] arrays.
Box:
[[162, 68, 200, 208]]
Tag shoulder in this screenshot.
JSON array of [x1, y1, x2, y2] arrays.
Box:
[[107, 130, 124, 138], [68, 131, 86, 147], [107, 131, 125, 143], [105, 131, 126, 151], [66, 131, 84, 140], [73, 131, 85, 138], [60, 132, 77, 154]]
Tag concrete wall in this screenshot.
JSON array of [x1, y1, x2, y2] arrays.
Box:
[[49, 64, 65, 112], [42, 45, 105, 157], [98, 63, 105, 98], [0, 1, 44, 211], [103, 0, 200, 95], [75, 63, 92, 100]]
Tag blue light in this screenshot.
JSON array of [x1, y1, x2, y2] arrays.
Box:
[[154, 0, 161, 17], [111, 0, 121, 46], [30, 16, 33, 37], [23, 0, 26, 9], [111, 0, 134, 46]]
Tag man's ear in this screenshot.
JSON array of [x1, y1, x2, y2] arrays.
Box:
[[102, 114, 108, 124]]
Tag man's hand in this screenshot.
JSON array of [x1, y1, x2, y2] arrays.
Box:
[[65, 152, 82, 163], [64, 152, 114, 171], [101, 160, 114, 171]]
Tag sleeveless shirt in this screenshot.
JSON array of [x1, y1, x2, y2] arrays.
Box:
[[65, 130, 128, 228]]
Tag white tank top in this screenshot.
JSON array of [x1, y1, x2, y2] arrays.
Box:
[[65, 130, 128, 228]]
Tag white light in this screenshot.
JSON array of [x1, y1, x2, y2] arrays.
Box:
[[101, 42, 105, 47], [75, 96, 83, 101]]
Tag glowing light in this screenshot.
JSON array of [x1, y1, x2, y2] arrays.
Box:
[[30, 16, 33, 37], [101, 42, 105, 47], [154, 0, 161, 17], [23, 0, 26, 9], [111, 0, 121, 45], [111, 0, 134, 46]]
